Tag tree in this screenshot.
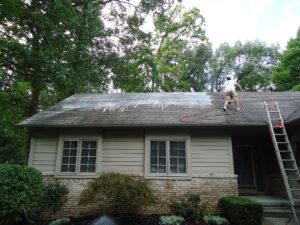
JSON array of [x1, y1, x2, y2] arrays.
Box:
[[153, 4, 207, 91], [209, 41, 279, 91], [272, 28, 300, 91]]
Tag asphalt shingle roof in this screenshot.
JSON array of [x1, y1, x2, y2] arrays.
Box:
[[17, 92, 300, 128]]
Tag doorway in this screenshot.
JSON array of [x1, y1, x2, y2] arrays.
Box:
[[233, 146, 256, 190]]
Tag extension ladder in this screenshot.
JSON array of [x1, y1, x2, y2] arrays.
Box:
[[264, 101, 300, 225]]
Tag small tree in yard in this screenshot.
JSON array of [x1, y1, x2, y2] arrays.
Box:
[[79, 172, 155, 215]]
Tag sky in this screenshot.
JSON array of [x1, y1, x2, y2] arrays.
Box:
[[182, 0, 300, 49]]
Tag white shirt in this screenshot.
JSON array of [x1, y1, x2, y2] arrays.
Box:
[[223, 80, 236, 91]]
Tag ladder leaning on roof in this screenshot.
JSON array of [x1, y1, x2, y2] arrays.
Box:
[[264, 101, 300, 225]]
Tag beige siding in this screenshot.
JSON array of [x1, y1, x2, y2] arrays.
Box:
[[191, 132, 233, 175], [102, 130, 144, 174], [31, 138, 58, 175]]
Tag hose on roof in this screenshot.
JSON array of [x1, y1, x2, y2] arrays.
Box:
[[178, 92, 246, 123]]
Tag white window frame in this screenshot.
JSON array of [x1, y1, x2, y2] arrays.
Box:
[[145, 133, 191, 179], [55, 134, 102, 178]]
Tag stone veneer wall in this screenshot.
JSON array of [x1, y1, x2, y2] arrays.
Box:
[[44, 175, 238, 218]]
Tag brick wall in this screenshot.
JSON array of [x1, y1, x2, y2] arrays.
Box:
[[44, 175, 238, 219]]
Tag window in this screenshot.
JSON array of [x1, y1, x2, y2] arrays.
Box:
[[150, 140, 187, 175], [61, 140, 97, 173]]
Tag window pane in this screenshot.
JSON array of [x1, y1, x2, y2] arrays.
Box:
[[170, 166, 177, 173], [159, 166, 166, 173], [69, 157, 76, 164], [178, 150, 186, 157], [159, 157, 166, 165], [61, 141, 78, 173], [61, 165, 68, 172], [159, 142, 166, 150], [81, 149, 89, 156], [89, 157, 96, 164], [82, 141, 89, 148], [70, 149, 77, 156], [81, 157, 88, 164], [63, 142, 70, 148], [68, 165, 76, 172], [151, 157, 157, 164], [88, 165, 95, 172], [62, 157, 69, 164], [150, 141, 166, 174], [71, 142, 78, 148], [80, 141, 96, 173], [170, 141, 186, 174], [80, 165, 88, 172], [89, 149, 96, 156], [150, 166, 157, 173], [90, 141, 97, 148]]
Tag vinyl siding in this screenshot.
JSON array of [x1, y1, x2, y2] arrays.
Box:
[[190, 132, 233, 175], [102, 130, 145, 174], [30, 137, 58, 175]]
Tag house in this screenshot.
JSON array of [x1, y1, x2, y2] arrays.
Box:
[[17, 92, 300, 217]]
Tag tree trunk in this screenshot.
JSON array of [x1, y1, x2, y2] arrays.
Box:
[[25, 86, 40, 163]]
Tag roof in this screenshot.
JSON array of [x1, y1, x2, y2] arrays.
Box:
[[17, 92, 300, 128]]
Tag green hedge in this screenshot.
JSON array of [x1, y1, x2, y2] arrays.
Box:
[[0, 164, 44, 222], [218, 196, 263, 225]]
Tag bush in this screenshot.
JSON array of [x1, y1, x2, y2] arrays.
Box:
[[159, 215, 184, 225], [203, 215, 229, 225], [39, 183, 69, 214], [79, 172, 155, 214], [219, 196, 263, 225], [49, 217, 70, 225], [0, 164, 44, 223], [170, 193, 207, 222]]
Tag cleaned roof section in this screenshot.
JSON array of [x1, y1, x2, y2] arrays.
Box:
[[17, 92, 300, 128]]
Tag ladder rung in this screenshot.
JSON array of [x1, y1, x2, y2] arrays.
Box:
[[280, 151, 291, 153], [277, 142, 288, 144], [268, 111, 279, 113], [282, 159, 294, 162], [289, 178, 300, 181], [291, 189, 300, 191], [275, 134, 285, 136], [285, 169, 297, 171]]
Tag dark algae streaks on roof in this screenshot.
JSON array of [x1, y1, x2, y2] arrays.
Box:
[[17, 92, 300, 127]]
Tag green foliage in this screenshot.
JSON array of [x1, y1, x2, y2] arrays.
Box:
[[159, 215, 184, 225], [0, 136, 25, 164], [272, 29, 300, 91], [203, 215, 229, 225], [39, 183, 69, 215], [79, 172, 155, 214], [209, 41, 279, 91], [153, 4, 208, 91], [218, 196, 263, 225], [0, 164, 44, 222], [170, 193, 207, 222], [49, 217, 71, 225]]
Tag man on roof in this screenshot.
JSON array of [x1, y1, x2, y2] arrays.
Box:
[[221, 76, 243, 111]]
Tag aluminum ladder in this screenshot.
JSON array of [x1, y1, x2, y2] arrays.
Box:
[[265, 101, 300, 225]]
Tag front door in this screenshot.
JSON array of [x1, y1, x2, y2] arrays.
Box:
[[233, 146, 256, 189]]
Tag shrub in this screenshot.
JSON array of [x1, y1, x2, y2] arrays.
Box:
[[0, 164, 44, 223], [203, 215, 229, 225], [219, 196, 263, 225], [79, 172, 155, 214], [170, 193, 207, 222], [39, 183, 69, 214], [159, 215, 184, 225], [48, 217, 70, 225]]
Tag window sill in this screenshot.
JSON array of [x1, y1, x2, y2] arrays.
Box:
[[145, 175, 192, 180], [55, 173, 98, 179]]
